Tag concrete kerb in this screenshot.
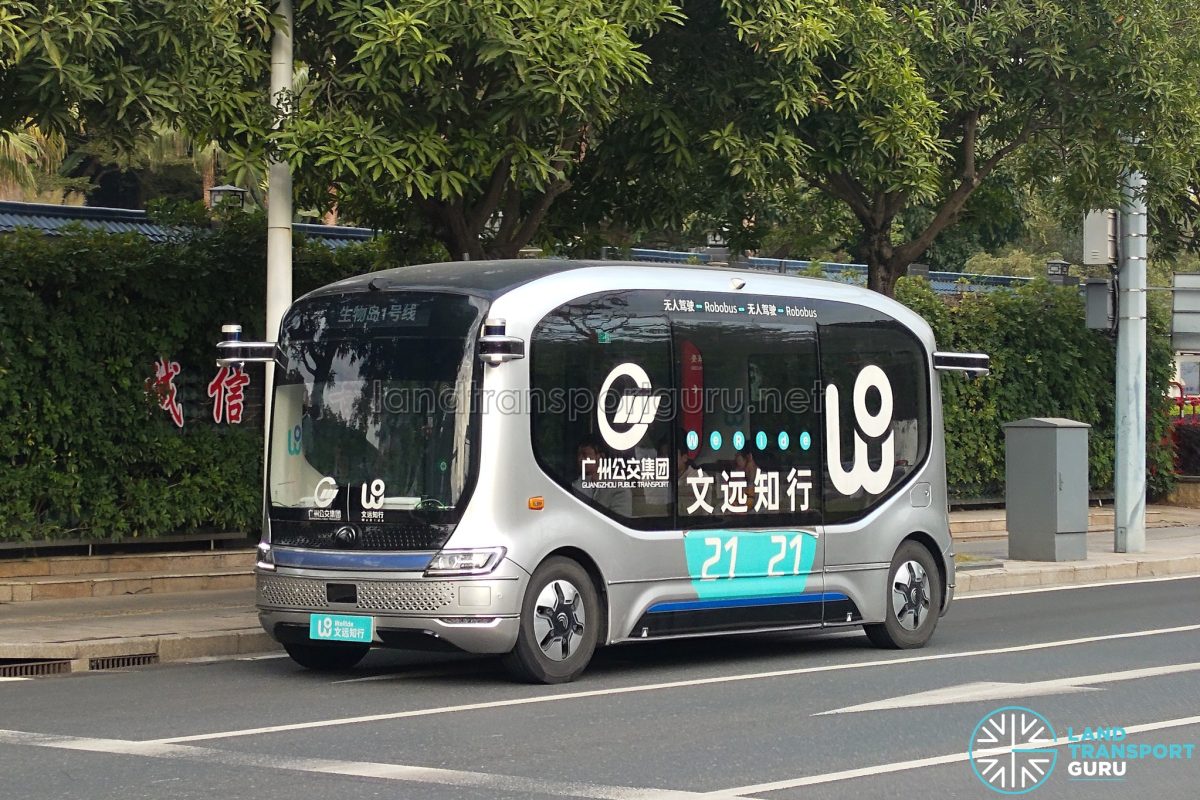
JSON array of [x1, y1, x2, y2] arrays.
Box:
[[0, 629, 281, 671], [956, 560, 1200, 594]]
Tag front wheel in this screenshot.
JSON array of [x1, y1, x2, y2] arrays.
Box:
[[283, 641, 370, 672], [864, 541, 942, 649], [503, 557, 600, 684]]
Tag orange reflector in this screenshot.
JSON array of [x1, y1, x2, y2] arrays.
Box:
[[528, 496, 545, 511]]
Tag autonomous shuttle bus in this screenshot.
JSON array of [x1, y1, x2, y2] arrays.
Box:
[[221, 260, 988, 683]]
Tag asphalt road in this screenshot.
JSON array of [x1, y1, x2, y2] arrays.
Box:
[[2, 576, 1198, 800]]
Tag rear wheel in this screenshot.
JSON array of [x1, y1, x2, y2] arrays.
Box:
[[503, 557, 599, 684], [283, 641, 370, 672], [864, 540, 942, 649]]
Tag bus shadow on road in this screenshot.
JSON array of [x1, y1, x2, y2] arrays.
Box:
[[588, 629, 875, 675], [293, 629, 877, 685]]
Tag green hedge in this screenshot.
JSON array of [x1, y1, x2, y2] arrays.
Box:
[[0, 230, 1176, 543], [0, 213, 381, 542], [896, 277, 1176, 499]]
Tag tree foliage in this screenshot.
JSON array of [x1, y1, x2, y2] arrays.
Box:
[[222, 0, 681, 260], [576, 0, 1200, 295], [0, 1, 270, 147]]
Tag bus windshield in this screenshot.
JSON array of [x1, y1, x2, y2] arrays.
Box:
[[268, 292, 484, 522]]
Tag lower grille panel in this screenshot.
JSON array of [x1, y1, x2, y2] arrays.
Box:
[[257, 574, 457, 613]]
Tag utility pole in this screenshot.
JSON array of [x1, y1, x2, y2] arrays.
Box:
[[267, 0, 293, 350], [1114, 169, 1147, 553], [264, 1, 293, 465]]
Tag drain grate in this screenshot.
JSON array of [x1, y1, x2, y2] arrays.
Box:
[[89, 653, 159, 671], [0, 659, 73, 678]]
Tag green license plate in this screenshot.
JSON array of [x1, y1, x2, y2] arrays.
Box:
[[309, 613, 374, 643]]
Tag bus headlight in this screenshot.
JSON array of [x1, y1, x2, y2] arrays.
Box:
[[424, 548, 506, 576], [256, 542, 276, 571]]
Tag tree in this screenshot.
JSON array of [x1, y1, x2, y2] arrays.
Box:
[[580, 0, 1200, 295], [252, 0, 680, 261], [0, 124, 65, 198], [0, 2, 270, 147]]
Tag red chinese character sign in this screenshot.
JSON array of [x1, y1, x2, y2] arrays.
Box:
[[207, 365, 250, 424], [150, 358, 184, 428]]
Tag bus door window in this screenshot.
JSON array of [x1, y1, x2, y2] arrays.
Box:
[[670, 312, 822, 528]]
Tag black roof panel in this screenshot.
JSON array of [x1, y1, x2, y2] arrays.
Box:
[[305, 259, 603, 300]]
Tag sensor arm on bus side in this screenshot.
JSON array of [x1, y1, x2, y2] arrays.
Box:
[[932, 352, 990, 377], [216, 323, 284, 368]]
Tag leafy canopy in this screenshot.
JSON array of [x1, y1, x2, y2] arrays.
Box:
[[235, 0, 682, 259], [0, 1, 271, 147], [578, 0, 1200, 294]]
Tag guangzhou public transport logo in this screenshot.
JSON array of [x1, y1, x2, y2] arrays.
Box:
[[598, 362, 662, 451], [969, 706, 1058, 794]]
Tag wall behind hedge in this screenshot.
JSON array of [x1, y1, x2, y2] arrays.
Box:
[[896, 277, 1176, 499], [0, 213, 382, 542]]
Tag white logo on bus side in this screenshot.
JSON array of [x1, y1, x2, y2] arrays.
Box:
[[825, 365, 894, 496], [361, 479, 385, 510], [313, 476, 339, 508], [598, 362, 662, 452]]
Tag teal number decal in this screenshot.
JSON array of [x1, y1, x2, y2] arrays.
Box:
[[683, 530, 817, 600]]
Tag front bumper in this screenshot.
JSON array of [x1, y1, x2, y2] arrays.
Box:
[[255, 559, 527, 655]]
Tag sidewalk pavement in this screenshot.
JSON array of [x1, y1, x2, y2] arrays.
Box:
[[0, 589, 269, 668], [2, 511, 1199, 672]]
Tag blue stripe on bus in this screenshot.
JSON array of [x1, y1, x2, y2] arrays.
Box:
[[271, 549, 432, 571], [646, 592, 849, 614]]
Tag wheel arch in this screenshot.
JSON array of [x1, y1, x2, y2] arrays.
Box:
[[899, 530, 949, 611]]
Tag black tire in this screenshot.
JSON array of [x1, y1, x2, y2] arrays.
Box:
[[503, 556, 600, 684], [283, 641, 370, 672], [864, 540, 943, 649]]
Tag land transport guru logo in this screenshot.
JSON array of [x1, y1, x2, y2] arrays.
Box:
[[969, 706, 1058, 794], [969, 705, 1196, 794]]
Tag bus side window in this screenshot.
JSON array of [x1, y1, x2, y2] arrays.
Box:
[[818, 312, 930, 524], [530, 292, 675, 530]]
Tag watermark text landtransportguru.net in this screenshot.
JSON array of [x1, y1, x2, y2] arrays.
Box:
[[316, 381, 830, 420]]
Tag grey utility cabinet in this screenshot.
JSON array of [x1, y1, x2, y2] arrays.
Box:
[[1002, 418, 1091, 561]]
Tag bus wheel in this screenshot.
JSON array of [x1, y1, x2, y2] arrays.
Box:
[[283, 641, 370, 672], [864, 541, 942, 650], [503, 556, 599, 684]]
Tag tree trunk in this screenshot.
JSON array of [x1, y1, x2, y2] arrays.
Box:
[[857, 228, 905, 298], [200, 153, 215, 208], [425, 179, 568, 262]]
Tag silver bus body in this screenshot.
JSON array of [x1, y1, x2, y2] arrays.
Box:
[[242, 260, 981, 680]]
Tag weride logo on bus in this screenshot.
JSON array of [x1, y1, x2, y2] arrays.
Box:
[[598, 363, 662, 451], [825, 365, 895, 496]]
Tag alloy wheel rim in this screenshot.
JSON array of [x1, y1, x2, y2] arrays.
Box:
[[891, 560, 930, 631], [532, 579, 586, 661]]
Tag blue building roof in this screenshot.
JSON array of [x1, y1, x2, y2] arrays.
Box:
[[0, 201, 374, 249]]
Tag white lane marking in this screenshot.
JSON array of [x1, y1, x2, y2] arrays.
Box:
[[821, 681, 1098, 714], [148, 623, 1200, 745], [0, 677, 30, 682], [0, 729, 709, 800], [959, 573, 1200, 599], [820, 661, 1200, 714], [710, 714, 1200, 795]]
